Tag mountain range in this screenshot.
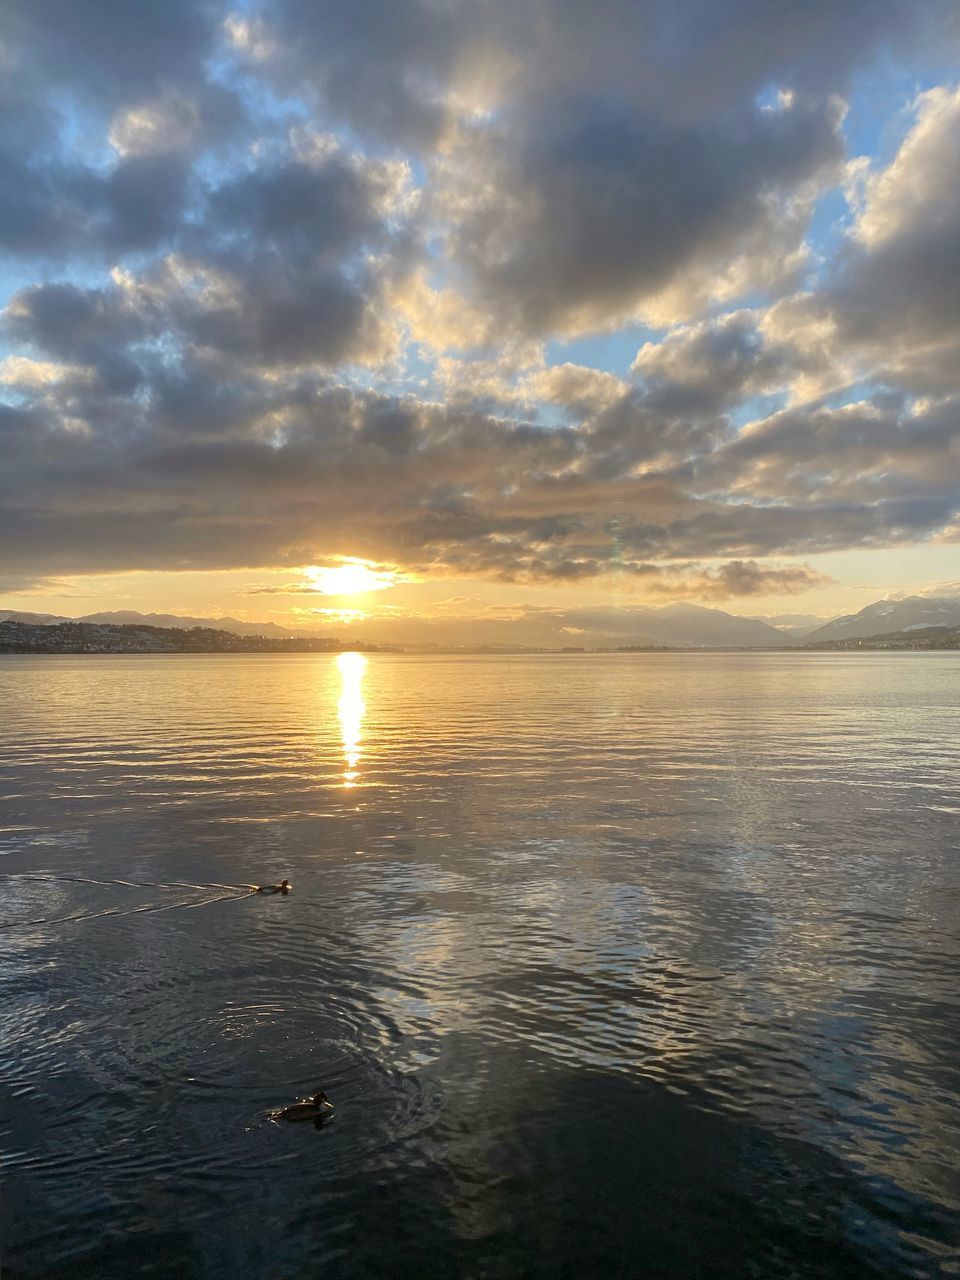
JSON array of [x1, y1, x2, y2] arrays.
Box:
[[804, 596, 960, 643], [2, 594, 959, 649], [0, 610, 328, 640], [603, 603, 791, 648]]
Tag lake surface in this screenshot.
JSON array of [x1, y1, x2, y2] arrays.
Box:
[[1, 652, 958, 1279]]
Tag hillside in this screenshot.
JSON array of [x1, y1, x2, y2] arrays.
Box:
[[804, 626, 960, 651], [632, 603, 794, 648], [0, 621, 383, 654], [6, 595, 959, 650], [806, 596, 960, 644], [0, 609, 332, 639], [0, 603, 796, 648]]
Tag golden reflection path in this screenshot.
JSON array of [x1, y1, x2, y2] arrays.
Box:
[[336, 652, 367, 786]]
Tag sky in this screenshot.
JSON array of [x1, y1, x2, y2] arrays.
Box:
[[2, 0, 960, 642]]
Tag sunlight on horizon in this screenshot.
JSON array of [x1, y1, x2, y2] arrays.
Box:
[[337, 651, 367, 786], [307, 560, 398, 596]]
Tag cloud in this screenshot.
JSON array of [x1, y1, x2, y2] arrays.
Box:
[[3, 334, 957, 589], [2, 0, 960, 604], [5, 134, 414, 373], [662, 560, 831, 601], [0, 119, 192, 258], [852, 87, 960, 252], [524, 364, 629, 417], [704, 396, 960, 507], [632, 312, 792, 413], [0, 2, 238, 260], [210, 148, 411, 262], [108, 86, 244, 158], [436, 94, 845, 337], [225, 0, 953, 340], [829, 86, 960, 392], [1, 0, 219, 103], [231, 0, 956, 147], [247, 0, 463, 148], [435, 557, 831, 599]]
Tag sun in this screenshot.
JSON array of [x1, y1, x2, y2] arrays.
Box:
[[304, 559, 399, 596]]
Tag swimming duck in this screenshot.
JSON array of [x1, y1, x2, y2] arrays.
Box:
[[256, 879, 291, 895], [278, 1089, 334, 1122]]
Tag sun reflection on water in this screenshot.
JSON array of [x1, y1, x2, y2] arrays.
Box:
[[336, 652, 367, 786]]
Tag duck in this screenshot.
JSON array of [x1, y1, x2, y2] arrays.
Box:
[[256, 879, 291, 895], [278, 1089, 334, 1122]]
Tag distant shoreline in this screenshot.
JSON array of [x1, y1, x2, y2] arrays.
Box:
[[3, 632, 957, 660], [2, 618, 957, 657]]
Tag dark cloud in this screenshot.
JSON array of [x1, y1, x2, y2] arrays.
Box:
[[5, 283, 147, 392], [0, 84, 210, 260], [1, 0, 221, 104], [211, 157, 390, 263], [233, 1, 954, 334], [184, 260, 384, 367], [247, 0, 956, 147], [669, 560, 830, 601], [0, 133, 190, 260], [444, 94, 844, 335], [260, 0, 462, 147], [5, 142, 409, 372], [710, 399, 960, 505], [101, 154, 192, 252], [631, 312, 794, 415], [3, 351, 956, 590], [493, 0, 956, 123], [0, 1, 238, 261], [614, 494, 960, 561], [0, 0, 245, 262]]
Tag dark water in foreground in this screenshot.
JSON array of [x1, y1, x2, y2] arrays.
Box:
[[0, 652, 958, 1279]]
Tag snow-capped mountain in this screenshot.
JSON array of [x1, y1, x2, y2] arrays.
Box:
[[805, 596, 960, 643]]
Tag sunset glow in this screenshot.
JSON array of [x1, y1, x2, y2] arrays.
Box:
[[305, 562, 399, 597], [0, 0, 957, 640], [2, 3, 959, 1274]]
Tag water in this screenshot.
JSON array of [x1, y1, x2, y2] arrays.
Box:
[[0, 652, 958, 1279]]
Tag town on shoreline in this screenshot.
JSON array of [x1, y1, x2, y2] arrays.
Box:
[[2, 618, 958, 656]]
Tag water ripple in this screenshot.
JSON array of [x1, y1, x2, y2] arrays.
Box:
[[0, 651, 958, 1278]]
